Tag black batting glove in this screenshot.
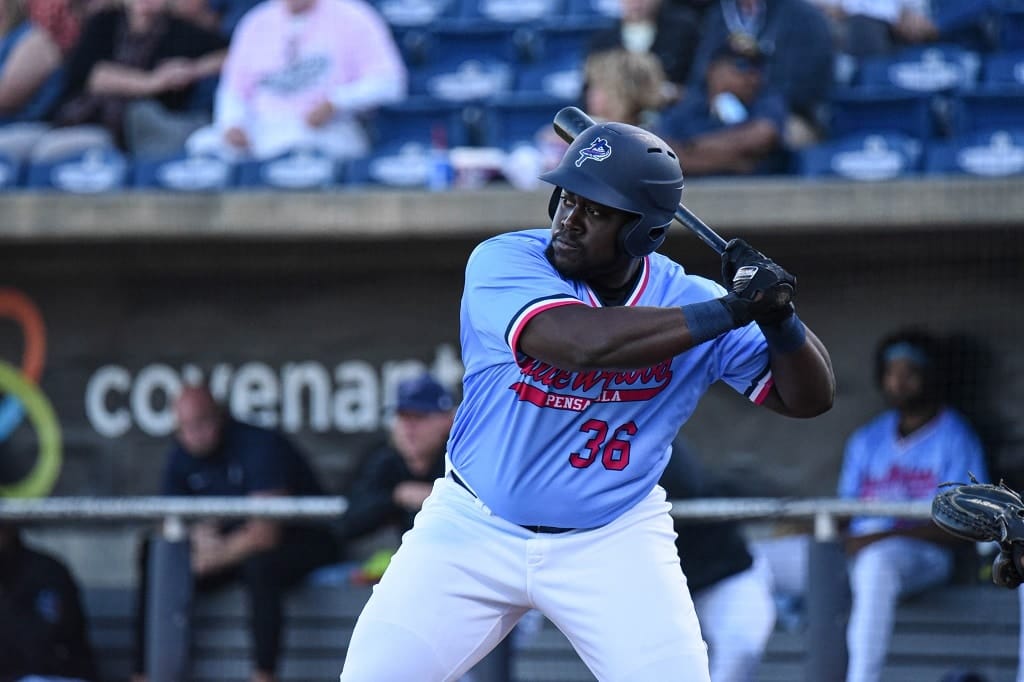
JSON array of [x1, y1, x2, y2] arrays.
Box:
[[719, 239, 797, 327]]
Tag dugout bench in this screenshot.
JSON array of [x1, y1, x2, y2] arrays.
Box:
[[84, 579, 1019, 682]]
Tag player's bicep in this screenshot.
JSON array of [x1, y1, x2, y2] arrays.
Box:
[[464, 235, 580, 358], [517, 301, 594, 366]]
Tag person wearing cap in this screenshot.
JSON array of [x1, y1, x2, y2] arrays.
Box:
[[334, 373, 457, 553], [836, 327, 989, 682], [655, 37, 790, 176]]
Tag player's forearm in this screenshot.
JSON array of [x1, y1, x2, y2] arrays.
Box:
[[765, 325, 835, 418]]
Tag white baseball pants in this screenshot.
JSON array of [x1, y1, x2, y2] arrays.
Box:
[[339, 474, 710, 682]]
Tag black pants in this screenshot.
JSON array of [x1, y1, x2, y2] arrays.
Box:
[[133, 524, 338, 675]]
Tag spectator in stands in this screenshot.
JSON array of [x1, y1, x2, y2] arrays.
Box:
[[662, 438, 776, 682], [587, 0, 712, 91], [132, 385, 338, 682], [687, 0, 834, 144], [52, 0, 227, 156], [809, 0, 996, 56], [0, 521, 98, 682], [503, 48, 668, 190], [654, 39, 789, 176], [332, 372, 456, 579], [185, 0, 406, 162], [585, 47, 671, 128], [0, 0, 65, 123], [755, 327, 989, 682]]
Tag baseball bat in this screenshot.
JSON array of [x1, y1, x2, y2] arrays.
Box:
[[551, 106, 792, 306]]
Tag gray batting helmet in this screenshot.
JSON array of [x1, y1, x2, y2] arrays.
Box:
[[540, 122, 684, 258]]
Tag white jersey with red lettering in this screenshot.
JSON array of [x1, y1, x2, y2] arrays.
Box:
[[449, 228, 772, 529]]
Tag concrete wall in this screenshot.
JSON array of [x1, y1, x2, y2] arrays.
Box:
[[2, 179, 1023, 583]]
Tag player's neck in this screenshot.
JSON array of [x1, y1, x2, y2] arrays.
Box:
[[587, 260, 642, 307], [897, 404, 940, 438]]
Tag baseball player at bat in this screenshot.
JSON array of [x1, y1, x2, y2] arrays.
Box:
[[339, 121, 835, 681]]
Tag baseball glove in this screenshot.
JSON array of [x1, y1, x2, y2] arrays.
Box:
[[931, 473, 1024, 588]]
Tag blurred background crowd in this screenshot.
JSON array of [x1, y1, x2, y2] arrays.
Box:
[[0, 0, 1021, 191]]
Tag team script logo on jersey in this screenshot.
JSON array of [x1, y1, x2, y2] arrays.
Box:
[[509, 358, 672, 412], [575, 137, 612, 167]]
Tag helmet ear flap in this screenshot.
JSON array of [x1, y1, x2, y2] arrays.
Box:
[[547, 186, 561, 219], [620, 219, 669, 258]]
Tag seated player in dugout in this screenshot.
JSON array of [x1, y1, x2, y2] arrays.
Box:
[[655, 36, 790, 176]]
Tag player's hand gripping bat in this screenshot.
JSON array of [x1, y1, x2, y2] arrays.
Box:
[[551, 106, 793, 308]]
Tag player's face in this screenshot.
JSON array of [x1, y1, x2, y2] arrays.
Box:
[[392, 411, 453, 477], [175, 400, 223, 458], [881, 358, 927, 411], [547, 190, 636, 282]]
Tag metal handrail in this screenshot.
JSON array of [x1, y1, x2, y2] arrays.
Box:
[[0, 495, 929, 523]]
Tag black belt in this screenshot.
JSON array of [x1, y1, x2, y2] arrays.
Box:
[[449, 471, 577, 534]]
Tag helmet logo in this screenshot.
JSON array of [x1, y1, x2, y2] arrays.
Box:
[[574, 137, 612, 167]]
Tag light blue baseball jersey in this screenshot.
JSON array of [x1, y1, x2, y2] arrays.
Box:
[[838, 407, 988, 536], [448, 228, 773, 529]]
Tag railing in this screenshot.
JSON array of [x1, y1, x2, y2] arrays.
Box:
[[0, 495, 936, 682]]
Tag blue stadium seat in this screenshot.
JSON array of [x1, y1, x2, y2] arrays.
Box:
[[855, 45, 980, 93], [827, 89, 936, 139], [407, 25, 520, 100], [0, 153, 21, 190], [479, 97, 563, 149], [798, 132, 923, 180], [516, 54, 583, 101], [369, 99, 470, 153], [564, 0, 619, 27], [998, 9, 1024, 50], [411, 59, 516, 101], [25, 148, 128, 193], [133, 154, 236, 191], [370, 0, 460, 27], [455, 0, 565, 25], [534, 24, 598, 65], [346, 144, 438, 188], [948, 90, 1024, 135], [980, 50, 1024, 88], [235, 149, 343, 190], [925, 129, 1024, 176]]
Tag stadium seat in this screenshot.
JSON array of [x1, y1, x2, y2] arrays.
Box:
[[564, 0, 619, 27], [235, 148, 342, 190], [0, 153, 21, 190], [371, 0, 459, 27], [133, 154, 236, 191], [798, 132, 923, 181], [827, 89, 936, 139], [948, 90, 1024, 135], [368, 99, 470, 154], [454, 0, 565, 25], [980, 50, 1024, 88], [28, 125, 115, 163], [998, 9, 1024, 50], [855, 45, 981, 93], [407, 25, 521, 101], [346, 143, 438, 188], [479, 97, 563, 149], [24, 147, 128, 192], [515, 56, 583, 101], [0, 122, 51, 162], [925, 129, 1024, 177]]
